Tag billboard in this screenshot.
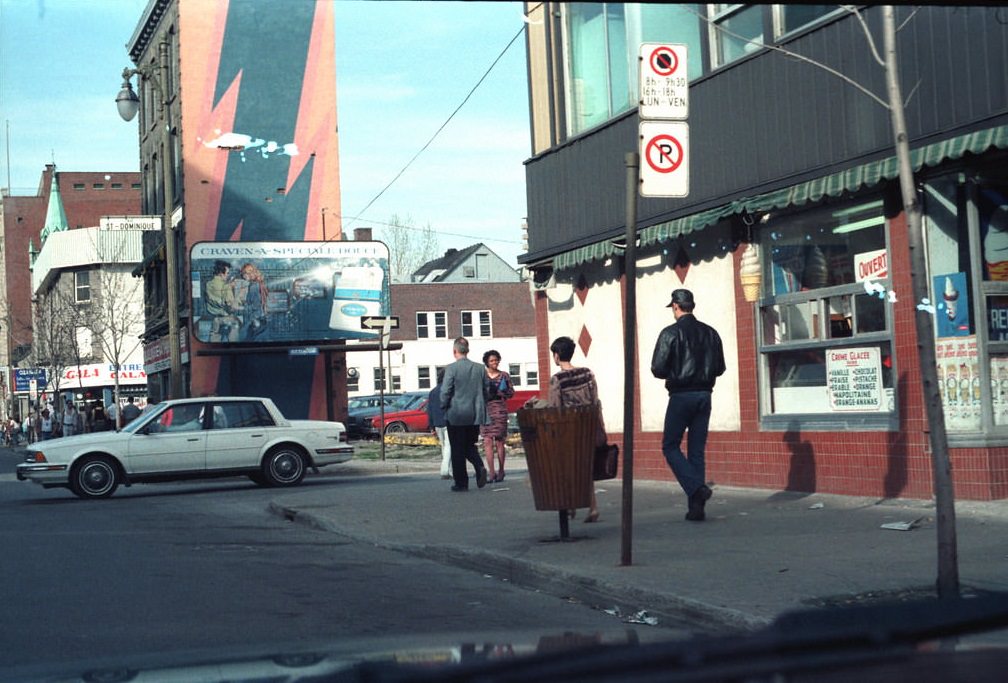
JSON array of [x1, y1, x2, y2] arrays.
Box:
[[189, 241, 391, 344]]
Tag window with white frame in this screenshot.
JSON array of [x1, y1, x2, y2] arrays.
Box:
[[416, 311, 447, 339], [526, 363, 539, 387], [373, 368, 400, 392], [461, 310, 492, 338], [757, 199, 894, 423], [75, 271, 91, 303], [509, 363, 522, 387], [417, 366, 432, 390], [708, 4, 765, 69]]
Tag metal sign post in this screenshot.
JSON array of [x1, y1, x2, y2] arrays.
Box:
[[620, 43, 691, 567]]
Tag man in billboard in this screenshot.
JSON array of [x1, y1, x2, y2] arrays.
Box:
[[205, 260, 241, 342]]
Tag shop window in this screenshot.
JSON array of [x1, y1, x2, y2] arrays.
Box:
[[757, 199, 894, 422], [926, 172, 1008, 437]]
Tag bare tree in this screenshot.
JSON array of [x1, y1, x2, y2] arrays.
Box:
[[693, 5, 958, 595], [29, 286, 81, 409], [380, 214, 440, 283]]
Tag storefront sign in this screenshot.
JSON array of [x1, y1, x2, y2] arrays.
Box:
[[826, 347, 883, 411], [55, 363, 147, 389], [854, 249, 888, 282], [143, 328, 191, 375]]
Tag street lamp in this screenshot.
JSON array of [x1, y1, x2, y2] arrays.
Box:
[[117, 40, 183, 400]]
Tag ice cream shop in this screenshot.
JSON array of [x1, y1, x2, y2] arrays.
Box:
[[519, 5, 1008, 500]]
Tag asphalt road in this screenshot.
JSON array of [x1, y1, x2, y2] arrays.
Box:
[[0, 447, 670, 675]]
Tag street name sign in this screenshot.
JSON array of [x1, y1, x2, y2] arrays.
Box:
[[639, 120, 689, 197], [639, 43, 689, 120]]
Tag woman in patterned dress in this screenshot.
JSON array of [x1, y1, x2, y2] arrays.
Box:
[[480, 349, 514, 483]]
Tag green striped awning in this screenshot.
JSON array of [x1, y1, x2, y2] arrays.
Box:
[[552, 124, 1008, 271]]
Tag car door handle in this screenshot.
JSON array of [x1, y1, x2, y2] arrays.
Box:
[[251, 434, 264, 438], [187, 437, 200, 442]]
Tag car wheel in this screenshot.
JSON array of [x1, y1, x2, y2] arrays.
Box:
[[70, 456, 119, 499], [384, 421, 408, 434], [262, 445, 307, 487]]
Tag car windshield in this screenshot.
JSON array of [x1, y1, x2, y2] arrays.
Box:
[[9, 2, 1008, 682]]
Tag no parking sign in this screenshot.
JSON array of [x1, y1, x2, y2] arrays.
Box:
[[640, 121, 689, 197]]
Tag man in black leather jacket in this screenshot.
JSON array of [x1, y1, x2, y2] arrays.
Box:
[[650, 288, 726, 521]]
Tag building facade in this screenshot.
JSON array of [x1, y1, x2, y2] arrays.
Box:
[[127, 0, 344, 419], [348, 279, 538, 397], [522, 4, 1008, 499], [0, 166, 141, 418]]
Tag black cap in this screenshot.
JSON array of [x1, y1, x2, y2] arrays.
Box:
[[666, 288, 695, 308]]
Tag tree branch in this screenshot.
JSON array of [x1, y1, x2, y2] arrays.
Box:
[[684, 5, 890, 110], [840, 5, 886, 67]]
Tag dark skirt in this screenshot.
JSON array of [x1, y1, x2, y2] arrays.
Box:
[[480, 399, 509, 440]]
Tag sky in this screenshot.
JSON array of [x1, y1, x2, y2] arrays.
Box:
[[0, 0, 531, 266]]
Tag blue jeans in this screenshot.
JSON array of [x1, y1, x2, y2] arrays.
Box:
[[661, 391, 712, 497]]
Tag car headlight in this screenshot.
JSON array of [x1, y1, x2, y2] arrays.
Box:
[[25, 452, 48, 463]]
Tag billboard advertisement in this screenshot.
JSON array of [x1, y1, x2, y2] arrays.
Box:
[[189, 241, 390, 344]]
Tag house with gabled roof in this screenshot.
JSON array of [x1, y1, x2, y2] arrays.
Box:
[[411, 244, 521, 284]]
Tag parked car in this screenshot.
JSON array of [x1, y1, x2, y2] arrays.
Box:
[[16, 396, 353, 499], [352, 392, 428, 438], [370, 389, 542, 436], [368, 396, 434, 435], [345, 392, 423, 439]]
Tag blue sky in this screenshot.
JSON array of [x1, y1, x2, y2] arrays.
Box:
[[0, 0, 531, 266]]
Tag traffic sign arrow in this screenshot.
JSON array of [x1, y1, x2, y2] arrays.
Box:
[[360, 316, 399, 330]]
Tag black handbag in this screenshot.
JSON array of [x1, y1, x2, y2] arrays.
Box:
[[593, 443, 619, 480]]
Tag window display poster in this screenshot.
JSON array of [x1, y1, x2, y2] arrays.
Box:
[[933, 272, 970, 337], [935, 336, 981, 431], [826, 346, 883, 411], [992, 355, 1008, 426]]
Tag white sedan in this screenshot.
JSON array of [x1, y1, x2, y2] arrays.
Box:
[[17, 396, 353, 499]]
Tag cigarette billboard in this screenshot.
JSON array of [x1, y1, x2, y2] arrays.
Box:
[[189, 241, 391, 344]]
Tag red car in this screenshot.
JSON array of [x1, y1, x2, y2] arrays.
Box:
[[370, 390, 541, 436]]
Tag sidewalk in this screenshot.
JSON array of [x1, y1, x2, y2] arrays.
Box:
[[270, 450, 1008, 634]]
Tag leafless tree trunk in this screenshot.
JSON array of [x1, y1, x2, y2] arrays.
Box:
[[883, 6, 959, 598], [381, 213, 440, 283]]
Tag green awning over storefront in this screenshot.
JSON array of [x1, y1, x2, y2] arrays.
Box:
[[553, 124, 1008, 271]]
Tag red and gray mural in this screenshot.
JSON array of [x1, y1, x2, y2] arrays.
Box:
[[178, 0, 341, 419]]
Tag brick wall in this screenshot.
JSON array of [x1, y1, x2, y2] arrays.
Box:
[[390, 282, 535, 341]]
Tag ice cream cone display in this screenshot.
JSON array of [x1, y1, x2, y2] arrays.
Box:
[[984, 204, 1008, 280], [740, 243, 761, 302], [943, 276, 960, 321]]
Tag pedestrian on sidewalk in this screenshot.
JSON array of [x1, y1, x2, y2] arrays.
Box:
[[427, 367, 452, 480], [650, 288, 726, 522], [121, 396, 141, 424], [40, 409, 53, 441], [480, 349, 514, 483], [546, 335, 607, 523], [440, 336, 490, 492], [62, 400, 77, 438]]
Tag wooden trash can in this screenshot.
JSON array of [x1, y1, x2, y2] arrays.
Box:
[[517, 405, 597, 513]]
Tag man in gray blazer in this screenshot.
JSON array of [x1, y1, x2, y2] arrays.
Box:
[[440, 336, 489, 491]]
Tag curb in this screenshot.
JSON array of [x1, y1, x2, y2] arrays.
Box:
[[268, 500, 769, 634]]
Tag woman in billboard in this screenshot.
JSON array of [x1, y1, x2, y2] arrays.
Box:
[[239, 262, 270, 340]]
